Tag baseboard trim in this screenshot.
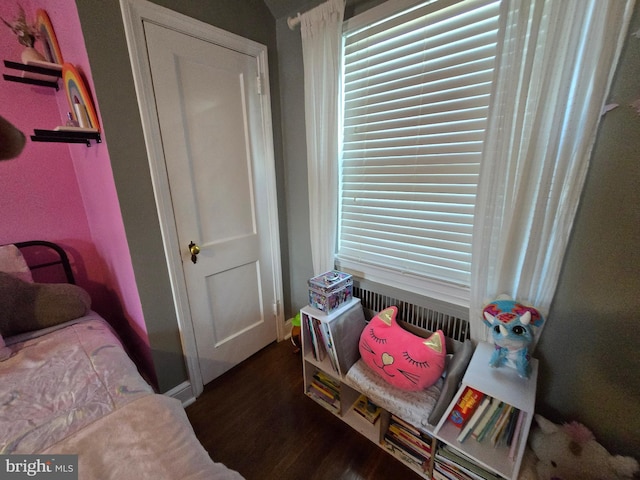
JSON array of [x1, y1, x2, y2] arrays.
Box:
[[164, 380, 196, 407]]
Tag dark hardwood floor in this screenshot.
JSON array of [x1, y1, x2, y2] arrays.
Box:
[[185, 339, 425, 480]]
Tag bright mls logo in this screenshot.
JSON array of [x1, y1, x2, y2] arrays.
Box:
[[0, 455, 77, 479]]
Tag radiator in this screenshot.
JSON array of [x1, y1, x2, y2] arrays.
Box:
[[353, 285, 470, 343]]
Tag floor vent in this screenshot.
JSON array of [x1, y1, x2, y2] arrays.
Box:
[[353, 286, 470, 343]]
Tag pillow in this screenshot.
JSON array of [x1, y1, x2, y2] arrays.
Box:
[[0, 272, 91, 337], [0, 244, 33, 283], [427, 339, 474, 425], [359, 306, 446, 391]]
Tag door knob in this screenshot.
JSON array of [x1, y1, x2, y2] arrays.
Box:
[[188, 241, 200, 264]]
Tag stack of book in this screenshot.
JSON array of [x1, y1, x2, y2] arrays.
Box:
[[433, 445, 502, 480], [302, 313, 339, 373], [450, 388, 526, 451], [383, 415, 433, 471], [306, 370, 341, 414], [433, 387, 528, 480], [352, 394, 381, 424]]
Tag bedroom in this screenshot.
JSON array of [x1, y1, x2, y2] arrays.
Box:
[[0, 0, 638, 472]]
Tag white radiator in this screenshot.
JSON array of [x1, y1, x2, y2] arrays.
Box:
[[353, 284, 470, 342]]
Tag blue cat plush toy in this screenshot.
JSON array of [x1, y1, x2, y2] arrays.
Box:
[[482, 297, 544, 378]]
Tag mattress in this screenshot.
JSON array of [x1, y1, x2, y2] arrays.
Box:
[[0, 311, 244, 479], [0, 311, 153, 454]]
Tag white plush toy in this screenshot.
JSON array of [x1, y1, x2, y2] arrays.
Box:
[[529, 414, 639, 480]]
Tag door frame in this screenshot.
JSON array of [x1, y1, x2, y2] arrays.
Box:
[[120, 0, 285, 400]]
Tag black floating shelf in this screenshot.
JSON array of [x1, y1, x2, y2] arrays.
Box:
[[3, 60, 62, 90], [32, 129, 101, 147]]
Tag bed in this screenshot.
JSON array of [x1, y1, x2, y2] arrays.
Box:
[[0, 240, 243, 479]]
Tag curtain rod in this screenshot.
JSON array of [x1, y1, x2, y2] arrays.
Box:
[[287, 0, 363, 30]]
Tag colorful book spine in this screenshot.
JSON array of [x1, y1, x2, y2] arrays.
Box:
[[509, 410, 526, 461], [456, 394, 491, 443], [449, 386, 484, 428], [311, 318, 327, 361], [383, 416, 433, 469], [319, 320, 339, 373], [352, 394, 381, 424]]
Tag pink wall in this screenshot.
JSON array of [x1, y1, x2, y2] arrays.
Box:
[[0, 0, 156, 387]]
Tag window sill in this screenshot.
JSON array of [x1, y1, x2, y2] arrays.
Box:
[[335, 257, 470, 310]]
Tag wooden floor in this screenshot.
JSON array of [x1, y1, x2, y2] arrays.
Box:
[[185, 339, 424, 480]]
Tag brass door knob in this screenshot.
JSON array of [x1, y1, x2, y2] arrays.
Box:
[[188, 241, 200, 264]]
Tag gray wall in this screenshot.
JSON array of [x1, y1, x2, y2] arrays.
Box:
[[75, 0, 287, 393], [536, 5, 640, 457], [276, 15, 315, 315]]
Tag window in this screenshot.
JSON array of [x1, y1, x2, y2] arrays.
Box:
[[337, 0, 500, 305]]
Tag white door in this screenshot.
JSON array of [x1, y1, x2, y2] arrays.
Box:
[[144, 21, 281, 385]]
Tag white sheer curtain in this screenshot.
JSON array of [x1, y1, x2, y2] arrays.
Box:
[[300, 0, 346, 275], [470, 0, 634, 342]]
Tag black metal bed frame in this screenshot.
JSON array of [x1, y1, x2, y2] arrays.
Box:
[[12, 240, 75, 284]]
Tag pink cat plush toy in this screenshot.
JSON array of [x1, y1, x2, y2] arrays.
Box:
[[359, 306, 446, 391], [482, 297, 544, 378]]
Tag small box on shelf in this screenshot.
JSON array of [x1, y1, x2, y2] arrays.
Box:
[[308, 270, 353, 313]]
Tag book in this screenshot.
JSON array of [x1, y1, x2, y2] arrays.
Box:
[[390, 414, 422, 437], [311, 318, 327, 361], [470, 398, 501, 442], [504, 407, 520, 446], [449, 386, 485, 429], [384, 434, 429, 467], [303, 314, 318, 360], [309, 379, 337, 400], [307, 370, 341, 414], [352, 394, 381, 424], [489, 404, 514, 446], [433, 462, 463, 480], [456, 395, 491, 443], [319, 320, 339, 373], [436, 445, 503, 480], [314, 370, 340, 391], [307, 388, 340, 413], [387, 424, 431, 455], [508, 410, 526, 460], [476, 401, 506, 443]]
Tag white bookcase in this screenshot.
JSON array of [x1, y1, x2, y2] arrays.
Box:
[[301, 300, 537, 480], [300, 299, 378, 439], [300, 298, 434, 479], [433, 341, 538, 480]]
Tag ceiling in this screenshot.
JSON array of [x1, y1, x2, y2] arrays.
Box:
[[263, 0, 318, 19], [263, 0, 384, 23]]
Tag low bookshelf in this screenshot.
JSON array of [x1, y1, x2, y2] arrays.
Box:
[[300, 301, 537, 480], [433, 342, 538, 480], [300, 299, 436, 478], [301, 299, 379, 443]]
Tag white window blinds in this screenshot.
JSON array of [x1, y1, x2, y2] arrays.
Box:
[[338, 0, 500, 301]]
